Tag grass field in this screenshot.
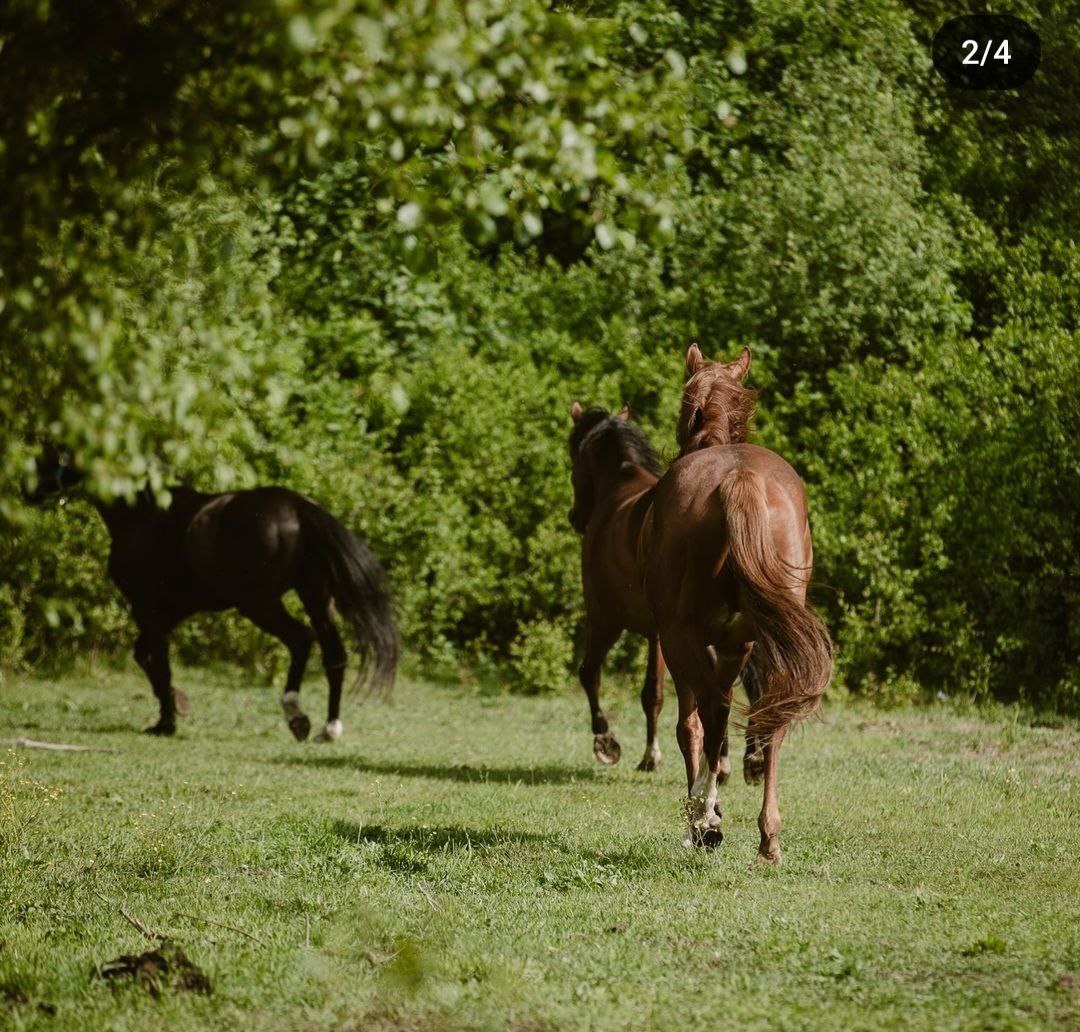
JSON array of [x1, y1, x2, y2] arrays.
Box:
[[1, 666, 1078, 1031]]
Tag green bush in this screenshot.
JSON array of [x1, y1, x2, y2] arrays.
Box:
[[805, 332, 1079, 710], [2, 1, 1077, 713]]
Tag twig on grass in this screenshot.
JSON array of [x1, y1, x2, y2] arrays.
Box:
[[0, 737, 117, 754], [417, 883, 440, 912], [119, 904, 165, 942], [173, 911, 267, 948], [364, 947, 402, 967], [91, 889, 165, 942]]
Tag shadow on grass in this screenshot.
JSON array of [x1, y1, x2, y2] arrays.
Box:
[[0, 718, 139, 736], [333, 820, 564, 875], [331, 821, 692, 882], [332, 820, 556, 851], [278, 754, 593, 785]]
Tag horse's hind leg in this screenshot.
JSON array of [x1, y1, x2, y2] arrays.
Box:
[[674, 684, 702, 799], [636, 635, 665, 771], [299, 585, 347, 743], [741, 653, 766, 785], [706, 646, 732, 784], [661, 628, 727, 848], [238, 600, 315, 741], [134, 627, 179, 736], [755, 726, 788, 865], [579, 619, 622, 765]]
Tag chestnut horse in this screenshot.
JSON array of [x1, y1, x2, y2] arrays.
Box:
[[568, 403, 666, 770], [641, 343, 831, 862]]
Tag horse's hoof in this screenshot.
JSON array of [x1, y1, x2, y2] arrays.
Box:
[[313, 719, 343, 743], [593, 732, 622, 765], [144, 721, 176, 736], [744, 752, 765, 785], [636, 754, 659, 772], [689, 824, 724, 850], [717, 757, 732, 784], [700, 826, 724, 850], [288, 713, 312, 742], [172, 689, 191, 717], [753, 850, 782, 868]]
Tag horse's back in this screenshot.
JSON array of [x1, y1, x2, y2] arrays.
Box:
[[645, 444, 812, 631], [184, 487, 313, 598], [658, 445, 805, 514]]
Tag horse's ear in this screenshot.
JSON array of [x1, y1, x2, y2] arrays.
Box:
[[685, 343, 704, 378], [617, 403, 631, 421], [570, 401, 584, 423], [727, 346, 751, 381]]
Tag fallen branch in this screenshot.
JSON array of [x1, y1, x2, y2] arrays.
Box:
[[417, 883, 441, 912], [91, 890, 164, 942], [119, 904, 164, 942], [173, 911, 267, 947], [0, 737, 117, 753]]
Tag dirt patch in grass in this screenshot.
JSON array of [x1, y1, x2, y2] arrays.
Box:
[[2, 983, 57, 1016], [1055, 972, 1080, 997], [97, 942, 212, 998]]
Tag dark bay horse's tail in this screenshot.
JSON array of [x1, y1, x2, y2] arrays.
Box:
[[299, 502, 399, 694], [718, 468, 832, 738]]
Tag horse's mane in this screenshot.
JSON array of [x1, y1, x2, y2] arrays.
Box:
[[571, 407, 662, 475], [680, 373, 757, 453]]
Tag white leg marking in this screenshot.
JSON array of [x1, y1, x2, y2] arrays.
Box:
[[690, 752, 710, 800], [314, 719, 343, 743], [689, 765, 722, 831], [701, 771, 719, 820], [280, 691, 305, 719], [686, 751, 722, 844]]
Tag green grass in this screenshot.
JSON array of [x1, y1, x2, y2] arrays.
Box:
[[1, 667, 1078, 1030]]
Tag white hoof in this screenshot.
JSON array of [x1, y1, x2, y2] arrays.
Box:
[[637, 742, 662, 771], [314, 719, 343, 743]]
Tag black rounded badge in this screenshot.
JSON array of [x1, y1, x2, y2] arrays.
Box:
[[932, 15, 1040, 90]]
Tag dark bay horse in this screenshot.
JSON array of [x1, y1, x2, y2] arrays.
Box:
[[641, 343, 832, 862], [32, 465, 398, 740], [568, 403, 666, 770]]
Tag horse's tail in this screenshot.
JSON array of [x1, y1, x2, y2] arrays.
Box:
[[718, 468, 832, 738], [299, 502, 399, 695]]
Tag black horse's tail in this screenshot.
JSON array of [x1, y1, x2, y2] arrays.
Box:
[[299, 501, 399, 695]]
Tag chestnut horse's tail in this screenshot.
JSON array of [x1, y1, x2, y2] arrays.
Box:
[[718, 468, 832, 738], [298, 502, 399, 695]]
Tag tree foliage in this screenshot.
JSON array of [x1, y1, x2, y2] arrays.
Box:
[[2, 1, 1077, 712]]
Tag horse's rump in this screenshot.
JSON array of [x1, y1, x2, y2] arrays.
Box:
[[295, 499, 399, 695], [715, 465, 832, 737], [646, 447, 831, 737], [186, 488, 399, 694]]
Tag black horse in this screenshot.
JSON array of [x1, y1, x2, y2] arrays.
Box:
[[31, 462, 398, 740]]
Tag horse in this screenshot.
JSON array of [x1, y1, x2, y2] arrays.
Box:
[[568, 403, 667, 770], [29, 459, 398, 741], [679, 343, 767, 783], [640, 343, 832, 862]]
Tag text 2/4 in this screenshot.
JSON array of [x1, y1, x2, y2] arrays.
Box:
[[932, 15, 1040, 89], [961, 39, 1011, 67]]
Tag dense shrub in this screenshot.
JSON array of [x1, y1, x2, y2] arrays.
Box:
[[2, 1, 1077, 711], [802, 332, 1079, 710]]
